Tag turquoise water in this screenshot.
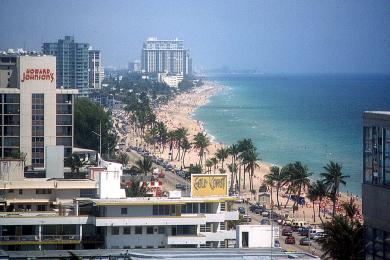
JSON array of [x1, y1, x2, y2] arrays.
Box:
[[194, 74, 390, 195]]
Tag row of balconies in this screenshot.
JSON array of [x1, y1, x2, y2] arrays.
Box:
[[0, 234, 81, 245]]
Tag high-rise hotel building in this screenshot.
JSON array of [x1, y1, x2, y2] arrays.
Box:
[[0, 53, 77, 168], [141, 37, 192, 76], [363, 111, 390, 259], [42, 36, 90, 95]]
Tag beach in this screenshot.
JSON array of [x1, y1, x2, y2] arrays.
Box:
[[124, 81, 363, 224]]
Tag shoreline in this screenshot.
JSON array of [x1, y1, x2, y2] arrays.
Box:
[[152, 80, 362, 224]]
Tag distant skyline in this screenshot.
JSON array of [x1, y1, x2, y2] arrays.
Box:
[[0, 0, 389, 73]]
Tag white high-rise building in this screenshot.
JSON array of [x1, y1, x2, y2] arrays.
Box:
[[141, 37, 192, 76], [89, 49, 104, 90]]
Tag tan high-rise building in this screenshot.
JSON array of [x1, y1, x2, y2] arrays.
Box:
[[0, 53, 77, 168]]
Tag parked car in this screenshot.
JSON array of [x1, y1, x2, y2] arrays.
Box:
[[299, 237, 311, 246], [158, 172, 165, 178], [260, 219, 270, 225], [175, 183, 183, 190], [274, 239, 280, 248], [282, 227, 293, 236], [285, 236, 296, 244], [238, 207, 245, 214], [254, 208, 263, 215], [261, 211, 269, 217]]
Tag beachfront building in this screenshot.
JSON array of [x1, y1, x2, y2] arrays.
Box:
[[42, 36, 90, 95], [141, 37, 192, 76], [0, 52, 77, 167], [362, 111, 390, 259], [157, 73, 183, 88], [0, 155, 248, 251], [88, 49, 104, 90]]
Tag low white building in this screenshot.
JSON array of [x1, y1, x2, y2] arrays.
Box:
[[157, 73, 183, 88]]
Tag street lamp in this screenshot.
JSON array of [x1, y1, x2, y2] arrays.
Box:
[[91, 121, 102, 155]]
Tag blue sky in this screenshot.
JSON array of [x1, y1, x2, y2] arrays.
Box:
[[0, 0, 389, 73]]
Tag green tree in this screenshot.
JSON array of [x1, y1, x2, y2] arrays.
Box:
[[125, 180, 148, 197], [64, 153, 88, 174], [193, 132, 210, 165], [74, 98, 117, 156], [117, 152, 129, 166], [284, 161, 312, 212], [228, 163, 238, 192], [215, 147, 229, 171], [264, 166, 288, 209], [241, 148, 260, 191], [318, 215, 364, 260], [188, 164, 203, 174], [205, 159, 214, 173], [306, 180, 328, 223], [321, 161, 350, 218], [134, 157, 153, 176]]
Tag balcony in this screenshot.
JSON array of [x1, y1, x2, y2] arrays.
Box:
[[166, 235, 206, 245], [0, 235, 80, 245], [203, 230, 236, 241], [0, 212, 91, 226], [95, 215, 206, 227]]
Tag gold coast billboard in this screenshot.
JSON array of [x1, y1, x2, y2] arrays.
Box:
[[191, 174, 228, 197]]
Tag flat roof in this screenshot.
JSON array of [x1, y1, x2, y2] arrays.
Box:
[[364, 111, 390, 116], [3, 248, 320, 259]]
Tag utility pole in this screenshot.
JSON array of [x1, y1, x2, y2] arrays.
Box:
[[92, 121, 102, 156]]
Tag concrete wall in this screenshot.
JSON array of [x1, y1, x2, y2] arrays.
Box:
[[363, 183, 390, 233], [236, 225, 274, 248], [106, 205, 152, 217], [106, 226, 166, 249]]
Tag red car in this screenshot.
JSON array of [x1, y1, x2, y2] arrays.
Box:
[[158, 172, 165, 178], [285, 236, 296, 244]]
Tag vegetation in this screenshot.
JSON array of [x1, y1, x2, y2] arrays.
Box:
[[193, 132, 210, 165], [74, 98, 117, 156], [125, 180, 148, 197], [116, 152, 130, 166], [134, 157, 153, 176]]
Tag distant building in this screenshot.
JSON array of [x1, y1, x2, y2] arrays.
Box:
[[42, 36, 90, 95], [141, 37, 191, 76], [88, 49, 104, 90], [0, 52, 77, 167], [158, 73, 183, 88], [362, 111, 390, 259], [128, 60, 141, 72]]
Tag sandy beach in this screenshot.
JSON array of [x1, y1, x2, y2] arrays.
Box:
[[125, 81, 362, 225]]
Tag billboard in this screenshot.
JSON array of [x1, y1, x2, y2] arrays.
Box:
[[18, 56, 56, 89], [191, 174, 228, 197]]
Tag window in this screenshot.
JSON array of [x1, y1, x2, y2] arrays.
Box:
[[200, 223, 212, 232], [18, 189, 22, 195], [158, 226, 165, 234], [220, 222, 226, 231], [147, 226, 154, 235], [123, 227, 131, 235], [135, 226, 142, 234], [220, 241, 226, 248], [121, 208, 128, 215], [8, 189, 14, 193], [200, 203, 212, 213], [220, 202, 226, 211], [36, 189, 51, 194], [37, 204, 46, 211], [111, 227, 119, 235]]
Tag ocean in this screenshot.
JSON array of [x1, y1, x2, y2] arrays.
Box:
[[194, 74, 390, 195]]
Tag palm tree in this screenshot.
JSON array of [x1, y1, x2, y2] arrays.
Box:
[[342, 200, 358, 222], [237, 139, 255, 190], [321, 161, 350, 218], [263, 176, 274, 208], [180, 137, 192, 168], [193, 132, 210, 165], [241, 148, 260, 191], [228, 163, 238, 192], [210, 157, 218, 174], [228, 144, 240, 165], [215, 147, 229, 171], [205, 159, 214, 173], [135, 157, 153, 176], [285, 161, 312, 213], [264, 166, 288, 209], [318, 215, 364, 259], [307, 180, 328, 223], [174, 127, 188, 160]]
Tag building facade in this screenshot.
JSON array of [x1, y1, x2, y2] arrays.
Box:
[[42, 36, 90, 95], [141, 38, 191, 76], [88, 49, 104, 90], [0, 158, 241, 251], [0, 53, 77, 168], [363, 111, 390, 259]]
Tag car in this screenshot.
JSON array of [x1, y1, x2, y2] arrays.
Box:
[[249, 204, 263, 212], [260, 219, 270, 225], [238, 207, 245, 214], [254, 208, 263, 215], [274, 239, 280, 248], [299, 237, 311, 246], [285, 236, 296, 244], [175, 183, 183, 189], [261, 211, 269, 217], [158, 172, 165, 178], [298, 227, 310, 236], [242, 214, 252, 223], [282, 227, 293, 236], [312, 232, 325, 240]]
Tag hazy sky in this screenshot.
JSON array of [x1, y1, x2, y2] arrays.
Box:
[[1, 0, 389, 73]]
